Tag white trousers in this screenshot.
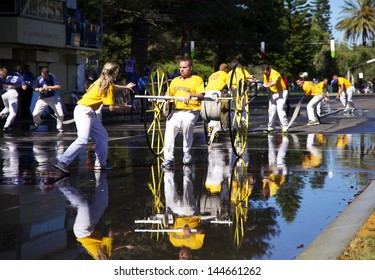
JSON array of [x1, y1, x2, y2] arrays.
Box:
[[339, 86, 355, 109], [164, 167, 197, 216], [59, 171, 108, 238], [58, 105, 108, 167], [268, 134, 288, 175], [268, 90, 289, 130], [1, 89, 18, 128], [32, 95, 65, 130], [163, 110, 199, 161], [307, 95, 324, 121]]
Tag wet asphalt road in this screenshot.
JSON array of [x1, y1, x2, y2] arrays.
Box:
[[1, 94, 375, 260]]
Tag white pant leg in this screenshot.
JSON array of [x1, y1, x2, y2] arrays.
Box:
[[1, 92, 10, 117], [163, 111, 183, 161], [276, 90, 289, 129], [339, 91, 347, 107], [58, 105, 94, 165], [306, 133, 322, 159], [268, 97, 277, 130], [307, 95, 323, 121], [89, 115, 109, 167], [268, 135, 276, 166], [346, 86, 355, 109], [182, 111, 199, 155], [2, 89, 18, 128], [46, 95, 65, 130], [276, 135, 289, 175], [32, 98, 49, 125]]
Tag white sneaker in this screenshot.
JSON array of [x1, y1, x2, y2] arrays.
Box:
[[183, 153, 192, 165], [161, 159, 175, 169]]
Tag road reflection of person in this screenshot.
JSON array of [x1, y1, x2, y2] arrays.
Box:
[[262, 134, 289, 200], [163, 165, 205, 259], [302, 134, 323, 169], [56, 171, 111, 259], [201, 146, 230, 216]]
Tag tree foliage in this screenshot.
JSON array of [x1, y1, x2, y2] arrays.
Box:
[[336, 0, 375, 46], [78, 0, 375, 83]]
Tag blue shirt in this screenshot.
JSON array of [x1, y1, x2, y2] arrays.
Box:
[[5, 72, 26, 90], [36, 73, 60, 97], [0, 76, 5, 93]]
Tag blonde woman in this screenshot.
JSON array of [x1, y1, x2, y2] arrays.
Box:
[[53, 62, 135, 174]]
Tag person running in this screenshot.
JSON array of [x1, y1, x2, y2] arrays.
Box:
[[0, 65, 27, 132], [52, 62, 136, 174], [261, 64, 289, 133], [332, 74, 356, 114], [161, 56, 205, 168], [32, 67, 64, 132], [295, 76, 324, 126]]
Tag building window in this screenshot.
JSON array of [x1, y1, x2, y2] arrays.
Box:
[[17, 0, 64, 21]]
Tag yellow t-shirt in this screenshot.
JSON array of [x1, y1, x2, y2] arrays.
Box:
[[262, 174, 284, 196], [205, 70, 228, 91], [227, 68, 251, 89], [263, 69, 286, 93], [302, 154, 322, 168], [77, 231, 113, 260], [337, 77, 352, 89], [316, 81, 328, 92], [169, 216, 205, 250], [77, 81, 115, 111], [205, 183, 222, 194], [302, 81, 323, 97], [168, 75, 204, 110]]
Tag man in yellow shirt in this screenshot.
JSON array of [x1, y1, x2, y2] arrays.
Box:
[[316, 78, 330, 115], [203, 63, 229, 141], [332, 74, 356, 113], [162, 56, 205, 168], [261, 64, 289, 133], [296, 76, 324, 126]]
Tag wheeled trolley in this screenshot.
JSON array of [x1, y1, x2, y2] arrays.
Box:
[[136, 63, 256, 157]]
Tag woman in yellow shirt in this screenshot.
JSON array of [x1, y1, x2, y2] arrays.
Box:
[[53, 62, 136, 174]]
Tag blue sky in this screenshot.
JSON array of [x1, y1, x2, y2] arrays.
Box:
[[329, 0, 345, 41]]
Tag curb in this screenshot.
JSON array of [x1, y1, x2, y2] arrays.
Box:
[[297, 181, 375, 260]]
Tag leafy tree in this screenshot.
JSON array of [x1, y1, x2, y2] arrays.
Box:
[[336, 0, 375, 46]]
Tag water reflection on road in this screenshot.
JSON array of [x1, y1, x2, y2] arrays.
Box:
[[1, 130, 375, 260]]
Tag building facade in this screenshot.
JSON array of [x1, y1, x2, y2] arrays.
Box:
[[0, 0, 102, 107]]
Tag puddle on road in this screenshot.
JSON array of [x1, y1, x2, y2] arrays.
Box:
[[1, 132, 375, 260]]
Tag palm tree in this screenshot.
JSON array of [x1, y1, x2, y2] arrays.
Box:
[[335, 0, 375, 46]]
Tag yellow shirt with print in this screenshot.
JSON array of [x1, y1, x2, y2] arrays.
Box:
[[263, 69, 286, 93], [77, 82, 115, 111], [169, 216, 205, 250], [337, 77, 352, 89], [302, 81, 323, 97], [168, 75, 205, 110], [205, 70, 228, 91]]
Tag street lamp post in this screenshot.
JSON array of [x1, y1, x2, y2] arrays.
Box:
[[347, 58, 375, 85]]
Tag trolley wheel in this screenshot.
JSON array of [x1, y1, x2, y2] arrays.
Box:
[[142, 64, 170, 156], [228, 64, 249, 157], [229, 157, 250, 248], [148, 156, 166, 244], [201, 89, 230, 145]]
